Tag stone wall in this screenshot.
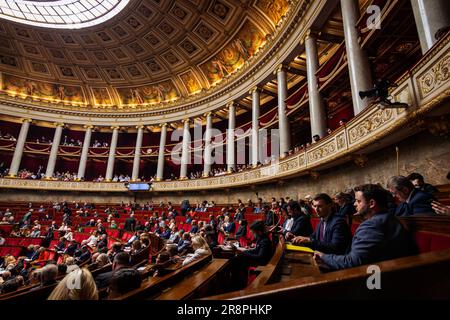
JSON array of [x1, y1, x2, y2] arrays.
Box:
[[0, 131, 448, 205]]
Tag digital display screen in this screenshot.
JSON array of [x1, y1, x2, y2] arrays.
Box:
[[127, 183, 150, 191]]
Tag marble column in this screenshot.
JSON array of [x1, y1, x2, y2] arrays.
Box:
[[131, 125, 144, 181], [156, 123, 168, 181], [227, 102, 236, 172], [45, 123, 64, 179], [203, 112, 213, 177], [341, 0, 373, 115], [305, 31, 327, 139], [8, 119, 31, 177], [250, 87, 261, 167], [77, 125, 92, 180], [275, 65, 291, 156], [105, 126, 119, 181], [180, 120, 190, 179], [410, 0, 450, 54]]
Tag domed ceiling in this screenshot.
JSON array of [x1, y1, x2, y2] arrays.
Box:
[[0, 0, 291, 111]]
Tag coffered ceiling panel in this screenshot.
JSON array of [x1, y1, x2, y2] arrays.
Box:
[[0, 0, 292, 109]]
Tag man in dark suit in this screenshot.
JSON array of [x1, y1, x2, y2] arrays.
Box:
[[285, 201, 313, 241], [234, 204, 246, 222], [75, 245, 92, 265], [388, 176, 435, 216], [263, 205, 279, 227], [124, 213, 136, 232], [407, 172, 439, 196], [230, 221, 273, 289], [180, 199, 190, 216], [334, 192, 356, 225], [314, 184, 416, 271], [292, 193, 351, 254], [64, 239, 78, 256], [95, 252, 130, 289]]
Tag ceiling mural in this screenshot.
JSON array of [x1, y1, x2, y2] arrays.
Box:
[[2, 73, 86, 104], [116, 80, 179, 106], [200, 20, 266, 85], [255, 0, 290, 25], [0, 0, 293, 110]]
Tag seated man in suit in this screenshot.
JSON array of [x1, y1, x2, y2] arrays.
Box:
[[284, 201, 313, 241], [334, 192, 356, 225], [292, 193, 351, 254], [230, 221, 273, 290], [95, 252, 130, 290], [407, 172, 438, 196], [388, 176, 435, 216], [107, 268, 142, 299], [314, 184, 416, 271], [64, 239, 79, 257], [75, 245, 92, 265]]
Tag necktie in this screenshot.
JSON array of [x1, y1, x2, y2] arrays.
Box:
[[319, 222, 325, 241]]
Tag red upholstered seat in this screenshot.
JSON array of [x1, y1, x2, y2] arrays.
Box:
[[351, 223, 360, 235], [121, 231, 134, 242], [107, 238, 117, 249], [0, 224, 14, 235], [106, 229, 120, 238], [414, 232, 432, 253], [247, 267, 258, 286], [4, 237, 42, 247], [83, 227, 97, 233], [430, 233, 450, 251], [311, 218, 320, 231], [73, 233, 90, 243], [49, 239, 59, 249], [175, 216, 185, 224], [217, 231, 225, 245], [414, 231, 450, 253], [0, 245, 23, 258]]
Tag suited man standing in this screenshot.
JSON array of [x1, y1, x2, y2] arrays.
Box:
[[124, 213, 136, 232], [292, 193, 351, 254], [314, 184, 416, 271], [234, 203, 246, 222], [388, 176, 435, 216], [285, 201, 313, 241]]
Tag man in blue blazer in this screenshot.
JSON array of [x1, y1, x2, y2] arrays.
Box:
[[388, 176, 435, 216], [314, 184, 416, 271], [285, 201, 313, 241], [292, 193, 351, 254]]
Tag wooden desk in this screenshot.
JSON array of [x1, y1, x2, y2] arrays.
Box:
[[280, 251, 321, 281], [154, 259, 230, 300]]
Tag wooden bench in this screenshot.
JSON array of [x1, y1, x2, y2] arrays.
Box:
[[0, 282, 58, 301], [111, 254, 213, 300], [154, 259, 230, 300]]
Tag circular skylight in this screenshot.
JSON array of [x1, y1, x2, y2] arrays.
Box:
[[0, 0, 130, 29]]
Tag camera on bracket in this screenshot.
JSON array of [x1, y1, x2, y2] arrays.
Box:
[[359, 78, 409, 109]]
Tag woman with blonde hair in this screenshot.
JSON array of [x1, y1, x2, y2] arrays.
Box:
[[182, 235, 211, 266], [48, 268, 98, 300]]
